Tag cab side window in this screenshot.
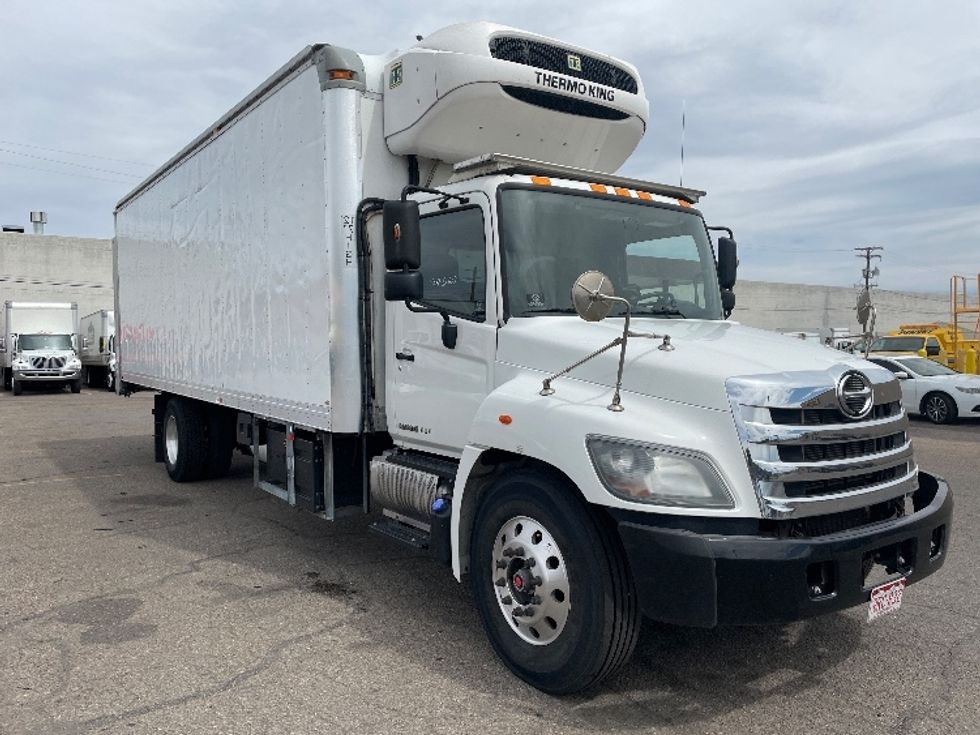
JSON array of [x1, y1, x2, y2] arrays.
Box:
[[870, 359, 903, 375], [419, 206, 487, 322]]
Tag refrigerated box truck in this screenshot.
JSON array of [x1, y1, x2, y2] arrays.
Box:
[[1, 301, 82, 395], [114, 22, 952, 693], [79, 309, 116, 390]]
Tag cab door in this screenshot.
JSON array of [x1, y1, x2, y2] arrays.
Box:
[[386, 193, 496, 454]]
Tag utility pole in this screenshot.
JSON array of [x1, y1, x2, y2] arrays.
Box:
[[854, 246, 883, 355]]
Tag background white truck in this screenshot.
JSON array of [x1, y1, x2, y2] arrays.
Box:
[[114, 22, 952, 693], [1, 301, 82, 395], [79, 309, 116, 390]]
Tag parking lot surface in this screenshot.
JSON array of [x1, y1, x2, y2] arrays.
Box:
[[1, 388, 977, 735]]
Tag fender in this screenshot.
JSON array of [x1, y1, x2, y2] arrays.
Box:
[[449, 371, 749, 579]]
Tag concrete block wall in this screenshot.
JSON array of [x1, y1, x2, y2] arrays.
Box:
[[733, 280, 949, 335], [0, 232, 113, 318]]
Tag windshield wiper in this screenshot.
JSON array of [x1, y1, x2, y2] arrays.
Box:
[[523, 308, 578, 315], [639, 308, 686, 318]]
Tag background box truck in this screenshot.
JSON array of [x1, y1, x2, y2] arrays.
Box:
[[1, 301, 82, 395], [79, 309, 116, 390]]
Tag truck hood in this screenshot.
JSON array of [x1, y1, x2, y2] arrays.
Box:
[[496, 317, 872, 410]]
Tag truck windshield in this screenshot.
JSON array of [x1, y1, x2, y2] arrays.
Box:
[[499, 188, 723, 319], [871, 336, 925, 352], [18, 334, 72, 351]]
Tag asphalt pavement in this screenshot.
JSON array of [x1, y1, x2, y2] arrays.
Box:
[[0, 387, 977, 734]]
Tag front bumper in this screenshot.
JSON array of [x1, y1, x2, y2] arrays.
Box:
[[615, 471, 952, 627], [14, 369, 80, 382]]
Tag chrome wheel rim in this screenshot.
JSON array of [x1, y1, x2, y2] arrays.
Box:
[[926, 396, 948, 423], [165, 414, 179, 465], [491, 515, 570, 646]]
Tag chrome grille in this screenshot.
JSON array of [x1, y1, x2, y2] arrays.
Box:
[[29, 355, 65, 369], [727, 366, 918, 519]]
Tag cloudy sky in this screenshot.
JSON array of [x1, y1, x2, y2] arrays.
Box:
[[2, 1, 978, 292]]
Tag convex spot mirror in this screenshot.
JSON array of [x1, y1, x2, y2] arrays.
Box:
[[925, 343, 940, 357], [383, 199, 423, 302], [572, 271, 616, 322], [894, 371, 910, 380]]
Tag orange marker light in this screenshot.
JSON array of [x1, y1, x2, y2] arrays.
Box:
[[677, 199, 691, 208], [328, 69, 356, 80], [614, 187, 631, 198], [531, 176, 552, 186], [636, 191, 653, 200], [589, 183, 607, 193], [498, 414, 513, 425]]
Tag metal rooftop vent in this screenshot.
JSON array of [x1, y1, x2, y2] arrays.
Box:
[[30, 211, 48, 235]]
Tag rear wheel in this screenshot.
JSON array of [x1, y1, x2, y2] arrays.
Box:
[[469, 467, 639, 694], [70, 379, 82, 394], [922, 392, 957, 424], [163, 398, 209, 482]]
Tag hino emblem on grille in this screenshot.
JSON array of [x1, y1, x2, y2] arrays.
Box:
[[836, 370, 873, 419]]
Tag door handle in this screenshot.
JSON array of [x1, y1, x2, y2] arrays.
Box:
[[395, 351, 415, 362]]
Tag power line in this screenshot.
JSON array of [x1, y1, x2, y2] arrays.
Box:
[[0, 148, 144, 179], [0, 139, 154, 167], [0, 160, 136, 185]]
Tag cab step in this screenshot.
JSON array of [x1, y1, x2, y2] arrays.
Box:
[[369, 516, 430, 551]]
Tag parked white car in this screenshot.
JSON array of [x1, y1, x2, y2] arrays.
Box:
[[867, 355, 980, 424]]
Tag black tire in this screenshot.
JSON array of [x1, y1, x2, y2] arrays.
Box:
[[3, 368, 10, 391], [12, 376, 22, 396], [163, 398, 209, 482], [71, 379, 82, 394], [105, 368, 115, 392], [921, 392, 957, 424], [204, 407, 236, 479], [469, 467, 639, 694]]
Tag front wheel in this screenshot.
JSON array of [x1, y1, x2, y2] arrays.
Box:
[[922, 392, 957, 424], [70, 379, 82, 394], [12, 376, 22, 396], [470, 467, 639, 694]]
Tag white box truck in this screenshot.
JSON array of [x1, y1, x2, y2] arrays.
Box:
[[114, 22, 952, 693], [1, 301, 82, 395], [79, 309, 116, 390]]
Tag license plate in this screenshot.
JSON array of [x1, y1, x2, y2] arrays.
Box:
[[868, 578, 905, 622]]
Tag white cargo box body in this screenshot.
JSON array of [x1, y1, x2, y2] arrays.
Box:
[[114, 52, 379, 432], [2, 301, 79, 368], [79, 309, 114, 366]]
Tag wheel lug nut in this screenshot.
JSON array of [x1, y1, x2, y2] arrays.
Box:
[[524, 558, 536, 568], [501, 596, 512, 605], [531, 595, 542, 605], [512, 607, 526, 617], [496, 559, 507, 569], [531, 576, 542, 586], [513, 546, 526, 556], [495, 577, 506, 587]]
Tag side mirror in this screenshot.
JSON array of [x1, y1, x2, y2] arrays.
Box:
[[83, 336, 91, 349], [383, 200, 421, 270], [0, 336, 5, 353], [717, 237, 737, 290], [926, 343, 940, 357], [383, 199, 423, 302], [571, 271, 616, 322], [384, 271, 423, 301], [894, 371, 910, 380]]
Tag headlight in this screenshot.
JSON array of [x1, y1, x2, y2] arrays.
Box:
[[66, 358, 81, 369], [12, 358, 28, 368], [587, 436, 735, 508], [955, 385, 980, 394]]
